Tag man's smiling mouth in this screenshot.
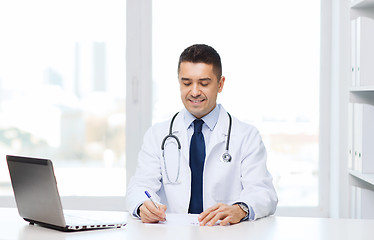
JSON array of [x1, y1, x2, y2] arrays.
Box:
[[189, 99, 205, 103]]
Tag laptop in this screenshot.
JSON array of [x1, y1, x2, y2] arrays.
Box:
[[6, 155, 127, 231]]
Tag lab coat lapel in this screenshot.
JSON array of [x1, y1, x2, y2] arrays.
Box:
[[205, 107, 228, 162], [166, 107, 228, 212], [170, 110, 190, 168], [170, 107, 229, 164], [169, 110, 191, 211]]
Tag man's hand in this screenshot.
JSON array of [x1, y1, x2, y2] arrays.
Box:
[[139, 200, 167, 223], [198, 203, 246, 226]]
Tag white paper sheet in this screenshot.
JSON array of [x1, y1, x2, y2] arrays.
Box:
[[158, 214, 199, 225], [157, 214, 220, 226]]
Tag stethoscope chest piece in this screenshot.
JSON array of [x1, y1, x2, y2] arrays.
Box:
[[221, 152, 232, 163]]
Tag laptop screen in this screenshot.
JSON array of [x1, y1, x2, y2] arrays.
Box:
[[6, 155, 66, 227]]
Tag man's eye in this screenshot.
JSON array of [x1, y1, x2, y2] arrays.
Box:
[[201, 83, 208, 87], [183, 83, 191, 86]]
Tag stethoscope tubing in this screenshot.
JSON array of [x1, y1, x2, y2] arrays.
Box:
[[161, 111, 232, 184], [161, 112, 181, 150], [162, 112, 232, 151]]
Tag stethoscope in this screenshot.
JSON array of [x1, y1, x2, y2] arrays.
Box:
[[161, 112, 232, 184]]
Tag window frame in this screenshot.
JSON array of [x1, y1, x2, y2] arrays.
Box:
[[0, 0, 152, 210], [147, 0, 330, 217], [2, 0, 335, 217]]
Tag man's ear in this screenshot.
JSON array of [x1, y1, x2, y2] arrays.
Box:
[[218, 76, 225, 93]]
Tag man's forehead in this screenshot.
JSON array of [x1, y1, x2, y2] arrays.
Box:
[[179, 62, 215, 76]]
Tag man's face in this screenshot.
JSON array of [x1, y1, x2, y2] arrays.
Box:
[[178, 61, 225, 119]]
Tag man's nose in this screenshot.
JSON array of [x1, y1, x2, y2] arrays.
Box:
[[190, 83, 201, 96]]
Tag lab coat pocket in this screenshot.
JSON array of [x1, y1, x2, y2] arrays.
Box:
[[210, 166, 241, 204], [212, 182, 240, 204]]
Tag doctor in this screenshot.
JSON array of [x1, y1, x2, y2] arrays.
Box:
[[126, 44, 277, 226]]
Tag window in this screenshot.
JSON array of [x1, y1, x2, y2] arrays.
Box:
[[1, 0, 324, 214], [0, 0, 126, 197], [152, 0, 321, 211]]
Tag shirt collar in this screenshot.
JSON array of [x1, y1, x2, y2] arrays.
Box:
[[184, 104, 221, 131]]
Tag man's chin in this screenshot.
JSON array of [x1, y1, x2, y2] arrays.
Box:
[[188, 108, 207, 119]]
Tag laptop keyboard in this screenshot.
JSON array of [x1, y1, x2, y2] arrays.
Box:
[[64, 213, 103, 226], [63, 210, 126, 230]]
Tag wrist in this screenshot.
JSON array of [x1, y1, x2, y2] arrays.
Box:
[[235, 204, 246, 219], [233, 202, 249, 221]]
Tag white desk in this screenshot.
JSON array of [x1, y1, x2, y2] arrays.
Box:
[[1, 208, 374, 240]]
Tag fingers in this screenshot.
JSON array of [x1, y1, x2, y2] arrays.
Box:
[[219, 216, 232, 226], [159, 204, 167, 213], [198, 204, 219, 223], [198, 203, 242, 226], [139, 200, 167, 223], [205, 212, 227, 226], [198, 203, 224, 226]]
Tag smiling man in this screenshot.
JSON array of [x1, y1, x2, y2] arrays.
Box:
[[126, 44, 278, 226], [179, 61, 223, 119]]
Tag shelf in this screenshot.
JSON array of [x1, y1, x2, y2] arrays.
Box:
[[350, 86, 374, 92], [349, 90, 374, 104], [351, 0, 374, 9], [349, 0, 374, 219], [349, 169, 374, 186]]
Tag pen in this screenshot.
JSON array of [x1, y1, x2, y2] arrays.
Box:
[[145, 191, 159, 209]]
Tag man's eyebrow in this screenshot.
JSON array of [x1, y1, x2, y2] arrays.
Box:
[[180, 77, 212, 81]]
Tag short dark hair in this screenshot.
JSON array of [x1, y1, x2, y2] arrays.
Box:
[[178, 44, 222, 80]]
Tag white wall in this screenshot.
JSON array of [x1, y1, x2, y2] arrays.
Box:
[[326, 0, 350, 218]]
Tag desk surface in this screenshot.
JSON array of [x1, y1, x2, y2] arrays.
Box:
[[1, 208, 374, 240]]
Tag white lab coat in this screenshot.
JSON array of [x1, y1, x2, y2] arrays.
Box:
[[126, 106, 278, 220]]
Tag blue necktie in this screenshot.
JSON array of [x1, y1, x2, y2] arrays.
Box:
[[188, 119, 205, 214]]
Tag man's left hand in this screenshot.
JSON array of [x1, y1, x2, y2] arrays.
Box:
[[198, 203, 246, 226]]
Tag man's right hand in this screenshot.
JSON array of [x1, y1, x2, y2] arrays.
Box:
[[139, 200, 167, 223]]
